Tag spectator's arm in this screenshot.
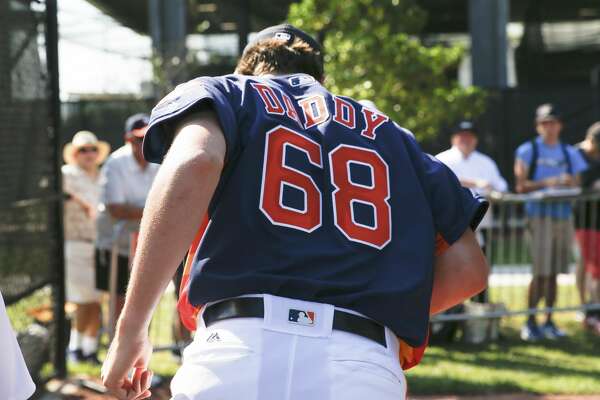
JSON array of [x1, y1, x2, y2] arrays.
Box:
[[100, 156, 144, 220], [490, 161, 508, 192], [514, 158, 559, 193], [457, 178, 491, 190], [67, 192, 96, 219], [62, 169, 95, 218], [106, 204, 144, 220], [430, 228, 489, 315]]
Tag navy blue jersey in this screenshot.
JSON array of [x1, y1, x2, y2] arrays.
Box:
[[145, 73, 487, 347]]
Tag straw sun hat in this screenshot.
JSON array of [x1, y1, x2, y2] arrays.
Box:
[[63, 130, 110, 165]]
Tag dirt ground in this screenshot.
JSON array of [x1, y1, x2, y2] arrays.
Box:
[[39, 377, 600, 400]]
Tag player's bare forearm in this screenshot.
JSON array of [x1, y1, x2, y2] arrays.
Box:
[[429, 229, 489, 315], [116, 111, 226, 336]]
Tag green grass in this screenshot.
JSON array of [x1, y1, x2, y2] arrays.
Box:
[[68, 290, 181, 379], [489, 285, 580, 312], [5, 287, 51, 332], [406, 314, 600, 395]]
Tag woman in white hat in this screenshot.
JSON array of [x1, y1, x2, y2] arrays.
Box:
[[62, 130, 110, 363]]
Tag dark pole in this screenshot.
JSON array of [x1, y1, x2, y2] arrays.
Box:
[[592, 65, 600, 121], [469, 0, 509, 88], [45, 0, 67, 378], [238, 0, 250, 56]]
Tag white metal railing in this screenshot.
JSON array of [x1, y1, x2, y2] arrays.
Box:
[[433, 188, 600, 322]]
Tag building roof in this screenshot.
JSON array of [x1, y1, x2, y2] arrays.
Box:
[[89, 0, 600, 35]]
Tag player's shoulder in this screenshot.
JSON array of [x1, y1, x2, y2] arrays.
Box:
[[155, 75, 237, 110]]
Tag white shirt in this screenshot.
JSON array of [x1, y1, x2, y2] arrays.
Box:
[[0, 292, 36, 400], [62, 164, 100, 242], [436, 146, 507, 229], [95, 144, 159, 255]]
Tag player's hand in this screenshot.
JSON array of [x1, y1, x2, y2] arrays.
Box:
[[101, 330, 153, 400]]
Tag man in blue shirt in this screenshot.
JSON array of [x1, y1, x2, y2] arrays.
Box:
[[514, 104, 587, 341]]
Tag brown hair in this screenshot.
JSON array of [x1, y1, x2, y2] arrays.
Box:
[[587, 121, 600, 144], [235, 38, 324, 82]]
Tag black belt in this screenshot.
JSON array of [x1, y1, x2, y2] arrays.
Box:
[[202, 297, 387, 348]]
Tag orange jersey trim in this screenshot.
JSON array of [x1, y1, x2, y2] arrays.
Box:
[[177, 214, 210, 332], [399, 233, 447, 370]]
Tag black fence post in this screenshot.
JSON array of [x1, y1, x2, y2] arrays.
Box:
[[592, 65, 600, 121], [45, 0, 67, 379]]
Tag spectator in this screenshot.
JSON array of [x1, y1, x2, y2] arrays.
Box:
[[436, 120, 507, 302], [514, 103, 587, 341], [574, 121, 600, 335], [62, 130, 109, 363], [95, 114, 159, 329]]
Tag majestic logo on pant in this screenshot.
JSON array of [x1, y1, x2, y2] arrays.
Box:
[[207, 332, 221, 343], [288, 309, 315, 326]]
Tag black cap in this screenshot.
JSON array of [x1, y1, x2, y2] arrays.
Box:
[[125, 113, 149, 133], [244, 24, 323, 56], [452, 120, 477, 135], [535, 103, 562, 122]]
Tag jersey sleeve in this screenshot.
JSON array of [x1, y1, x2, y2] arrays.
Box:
[[144, 77, 239, 164], [422, 153, 489, 246]]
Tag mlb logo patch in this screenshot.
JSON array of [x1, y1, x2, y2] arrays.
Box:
[[289, 74, 315, 87], [274, 32, 292, 42], [288, 309, 315, 326]]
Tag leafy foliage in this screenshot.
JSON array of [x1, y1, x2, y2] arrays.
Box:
[[288, 0, 486, 140]]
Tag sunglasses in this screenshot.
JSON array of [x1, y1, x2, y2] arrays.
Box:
[[77, 146, 98, 154]]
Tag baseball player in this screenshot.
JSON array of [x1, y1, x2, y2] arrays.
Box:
[[101, 24, 489, 400]]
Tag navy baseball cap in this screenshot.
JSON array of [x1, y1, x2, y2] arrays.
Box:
[[125, 113, 150, 138], [244, 24, 323, 56], [452, 120, 477, 135], [535, 104, 561, 122]]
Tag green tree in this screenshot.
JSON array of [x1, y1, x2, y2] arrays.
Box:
[[288, 0, 486, 140]]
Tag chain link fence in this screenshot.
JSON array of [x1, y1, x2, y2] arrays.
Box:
[[0, 0, 65, 382]]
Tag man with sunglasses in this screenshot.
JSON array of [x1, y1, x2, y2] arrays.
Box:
[[95, 114, 160, 328]]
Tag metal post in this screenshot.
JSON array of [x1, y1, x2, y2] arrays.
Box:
[[469, 0, 509, 88], [45, 0, 66, 378], [591, 65, 600, 121], [149, 0, 187, 94], [238, 0, 250, 56]]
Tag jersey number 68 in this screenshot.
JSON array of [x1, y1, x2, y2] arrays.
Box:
[[260, 125, 391, 250]]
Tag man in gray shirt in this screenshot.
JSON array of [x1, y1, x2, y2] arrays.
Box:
[[95, 114, 159, 323]]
